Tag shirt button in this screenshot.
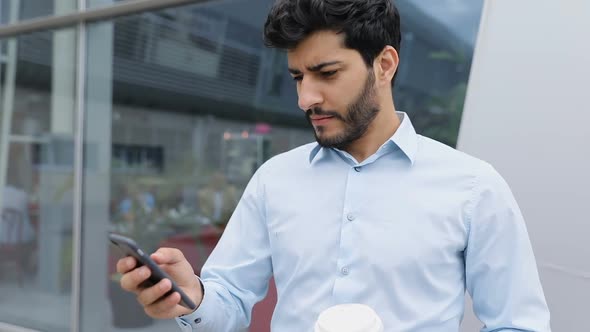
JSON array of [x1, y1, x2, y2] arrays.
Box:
[[353, 166, 361, 172], [341, 267, 350, 275], [346, 213, 355, 222]]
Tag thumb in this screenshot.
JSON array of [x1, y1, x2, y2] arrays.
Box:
[[151, 247, 185, 265]]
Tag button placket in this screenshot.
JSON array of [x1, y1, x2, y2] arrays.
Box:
[[333, 161, 361, 296]]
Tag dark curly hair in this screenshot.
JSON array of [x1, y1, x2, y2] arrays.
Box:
[[263, 0, 401, 84]]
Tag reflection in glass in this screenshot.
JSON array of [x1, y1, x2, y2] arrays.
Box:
[[0, 27, 76, 331], [0, 0, 77, 25], [83, 0, 483, 331], [396, 0, 483, 147]]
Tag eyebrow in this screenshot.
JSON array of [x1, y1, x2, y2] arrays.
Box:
[[288, 61, 343, 75]]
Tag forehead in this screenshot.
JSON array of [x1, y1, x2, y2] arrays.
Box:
[[287, 30, 361, 68]]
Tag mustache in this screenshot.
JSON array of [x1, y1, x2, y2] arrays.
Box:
[[305, 108, 345, 121]]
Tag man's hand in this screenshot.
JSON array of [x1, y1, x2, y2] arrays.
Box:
[[116, 248, 203, 319]]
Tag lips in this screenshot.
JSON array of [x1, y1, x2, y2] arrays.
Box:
[[310, 116, 334, 125]]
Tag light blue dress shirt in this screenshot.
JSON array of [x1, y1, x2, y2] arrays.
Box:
[[177, 113, 550, 331]]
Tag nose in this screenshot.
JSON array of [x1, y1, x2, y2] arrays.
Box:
[[297, 79, 323, 111]]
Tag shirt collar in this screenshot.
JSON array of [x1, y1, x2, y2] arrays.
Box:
[[309, 111, 418, 165], [389, 112, 418, 165]]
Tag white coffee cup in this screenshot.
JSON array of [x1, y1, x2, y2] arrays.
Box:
[[314, 303, 384, 332]]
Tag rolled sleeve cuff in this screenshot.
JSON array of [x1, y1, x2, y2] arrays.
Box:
[[175, 276, 216, 331]]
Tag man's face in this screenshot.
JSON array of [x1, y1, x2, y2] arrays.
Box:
[[287, 31, 380, 150]]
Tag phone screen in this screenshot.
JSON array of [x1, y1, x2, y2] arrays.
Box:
[[109, 232, 197, 310]]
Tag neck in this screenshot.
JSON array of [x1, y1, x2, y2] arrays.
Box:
[[344, 95, 400, 163]]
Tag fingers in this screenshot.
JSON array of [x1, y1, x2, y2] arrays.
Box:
[[116, 256, 137, 274], [137, 278, 172, 307], [144, 292, 191, 319], [151, 247, 185, 265], [120, 265, 151, 294], [123, 270, 191, 319], [114, 247, 196, 319], [135, 279, 191, 319]]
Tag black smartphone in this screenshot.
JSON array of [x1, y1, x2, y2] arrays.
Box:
[[109, 232, 197, 310]]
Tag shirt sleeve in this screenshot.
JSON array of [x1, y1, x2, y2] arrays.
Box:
[[175, 168, 273, 331], [465, 165, 551, 332]]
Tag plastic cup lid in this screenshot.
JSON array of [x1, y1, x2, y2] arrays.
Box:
[[314, 303, 384, 332]]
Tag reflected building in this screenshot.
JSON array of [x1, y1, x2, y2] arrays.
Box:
[[0, 1, 483, 331]]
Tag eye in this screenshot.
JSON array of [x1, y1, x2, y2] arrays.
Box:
[[320, 70, 338, 78], [292, 76, 303, 82]]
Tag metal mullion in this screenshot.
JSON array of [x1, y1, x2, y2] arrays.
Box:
[[70, 13, 86, 332], [0, 0, 215, 38]]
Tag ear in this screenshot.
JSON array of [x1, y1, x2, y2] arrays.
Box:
[[373, 46, 399, 88]]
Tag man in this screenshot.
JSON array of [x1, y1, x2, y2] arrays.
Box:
[[1, 184, 36, 283], [117, 0, 551, 331], [1, 185, 34, 245]]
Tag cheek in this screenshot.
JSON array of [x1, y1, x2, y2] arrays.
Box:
[[324, 84, 355, 111], [332, 74, 365, 103]]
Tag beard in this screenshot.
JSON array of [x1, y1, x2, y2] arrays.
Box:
[[305, 71, 379, 150]]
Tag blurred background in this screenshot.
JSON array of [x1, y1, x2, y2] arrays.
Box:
[[0, 0, 587, 331]]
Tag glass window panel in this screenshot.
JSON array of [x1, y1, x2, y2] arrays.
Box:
[[80, 0, 484, 331], [0, 0, 77, 26], [0, 26, 77, 331], [396, 0, 484, 147]]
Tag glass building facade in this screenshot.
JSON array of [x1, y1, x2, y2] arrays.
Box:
[[0, 0, 483, 331]]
